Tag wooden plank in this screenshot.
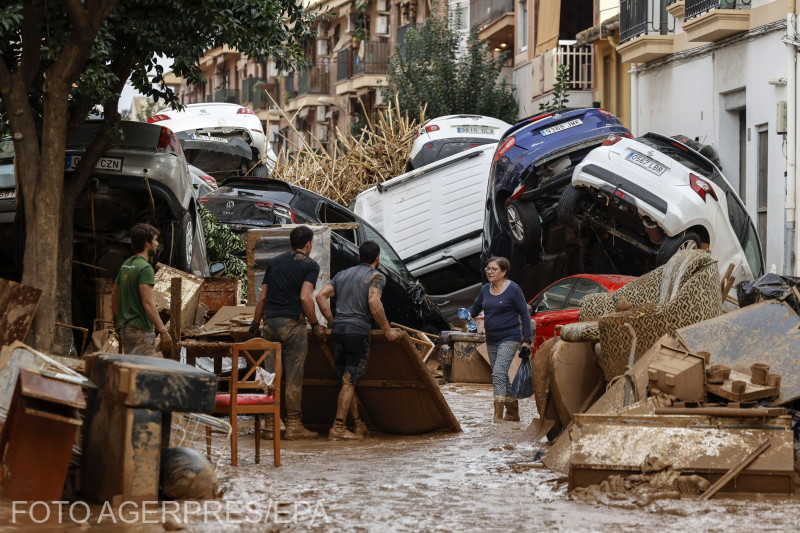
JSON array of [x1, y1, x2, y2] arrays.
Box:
[[699, 439, 770, 500], [0, 279, 42, 347], [20, 369, 86, 408]]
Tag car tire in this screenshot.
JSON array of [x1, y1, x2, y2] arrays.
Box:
[[170, 211, 194, 272], [656, 231, 702, 266], [505, 200, 541, 252], [557, 184, 591, 229]]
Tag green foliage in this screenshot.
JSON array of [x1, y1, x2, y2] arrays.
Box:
[[384, 12, 517, 123], [198, 205, 248, 299], [538, 64, 572, 112], [0, 0, 319, 129], [133, 98, 167, 122]]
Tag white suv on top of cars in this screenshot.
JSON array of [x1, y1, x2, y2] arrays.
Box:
[[558, 131, 764, 283], [407, 114, 510, 171]]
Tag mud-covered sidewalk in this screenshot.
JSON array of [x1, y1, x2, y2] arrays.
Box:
[[3, 383, 800, 532]]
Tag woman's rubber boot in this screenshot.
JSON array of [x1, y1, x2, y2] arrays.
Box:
[[504, 399, 520, 422], [493, 397, 505, 421]]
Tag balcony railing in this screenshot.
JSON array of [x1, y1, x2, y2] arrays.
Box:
[[298, 64, 330, 95], [620, 0, 675, 43], [336, 41, 390, 82], [242, 77, 278, 109], [214, 88, 240, 104], [470, 0, 514, 30], [685, 0, 751, 20], [557, 41, 593, 91]]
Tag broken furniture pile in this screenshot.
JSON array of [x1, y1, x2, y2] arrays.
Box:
[[531, 250, 800, 498]]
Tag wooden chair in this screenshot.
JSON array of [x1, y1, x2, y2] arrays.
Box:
[[213, 338, 281, 466]]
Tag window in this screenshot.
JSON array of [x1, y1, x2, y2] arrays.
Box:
[[417, 261, 479, 296], [531, 279, 575, 312], [449, 2, 468, 31], [743, 221, 764, 278], [317, 202, 357, 243], [361, 223, 413, 282], [518, 1, 528, 52], [637, 136, 715, 176], [567, 279, 605, 308], [756, 126, 768, 247]]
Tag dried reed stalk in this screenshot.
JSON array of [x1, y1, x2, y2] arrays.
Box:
[[264, 92, 425, 206]]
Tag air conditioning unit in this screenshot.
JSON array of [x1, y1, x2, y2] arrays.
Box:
[[376, 0, 390, 13], [316, 105, 327, 122], [376, 15, 389, 36], [374, 90, 386, 107], [345, 14, 360, 34], [268, 63, 279, 78], [316, 124, 329, 142], [316, 39, 329, 57]]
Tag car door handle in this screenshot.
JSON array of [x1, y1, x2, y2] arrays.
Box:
[[436, 300, 450, 306]]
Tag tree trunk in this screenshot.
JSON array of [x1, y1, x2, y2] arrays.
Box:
[[21, 83, 71, 352]]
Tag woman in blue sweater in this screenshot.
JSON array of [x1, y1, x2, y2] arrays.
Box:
[[466, 257, 532, 421]]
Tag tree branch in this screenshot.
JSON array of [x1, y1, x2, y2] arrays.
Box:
[[20, 0, 43, 89]]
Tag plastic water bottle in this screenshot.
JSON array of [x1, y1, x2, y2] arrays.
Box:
[[458, 308, 478, 332]]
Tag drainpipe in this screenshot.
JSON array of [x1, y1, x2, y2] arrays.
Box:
[[788, 3, 799, 275], [630, 67, 639, 135]]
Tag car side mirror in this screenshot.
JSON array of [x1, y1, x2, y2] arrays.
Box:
[[535, 303, 549, 313]]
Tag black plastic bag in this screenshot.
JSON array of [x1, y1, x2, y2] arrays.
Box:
[[736, 273, 800, 313], [512, 350, 533, 399]]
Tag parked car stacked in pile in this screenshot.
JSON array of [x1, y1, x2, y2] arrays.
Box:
[[483, 108, 631, 295], [200, 176, 450, 332], [148, 103, 276, 180], [407, 115, 510, 171], [559, 132, 764, 281]]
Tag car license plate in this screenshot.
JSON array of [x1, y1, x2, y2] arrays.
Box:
[[625, 151, 667, 176], [65, 155, 124, 172], [0, 190, 15, 200], [540, 118, 583, 136], [454, 125, 497, 135]]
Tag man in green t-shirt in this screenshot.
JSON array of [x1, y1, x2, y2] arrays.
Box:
[[112, 223, 171, 356]]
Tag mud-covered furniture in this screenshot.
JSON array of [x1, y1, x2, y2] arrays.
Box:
[[560, 249, 722, 381], [213, 338, 281, 467], [438, 331, 491, 384], [81, 354, 217, 503], [0, 369, 85, 501]]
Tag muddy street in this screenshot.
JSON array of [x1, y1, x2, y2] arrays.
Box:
[[2, 383, 800, 532]]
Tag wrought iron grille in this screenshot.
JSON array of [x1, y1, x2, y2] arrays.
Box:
[[685, 0, 751, 21], [620, 0, 675, 43]]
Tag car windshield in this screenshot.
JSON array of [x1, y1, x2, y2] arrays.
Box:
[[637, 136, 716, 176], [361, 223, 414, 282]]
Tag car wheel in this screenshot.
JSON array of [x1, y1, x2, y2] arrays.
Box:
[[505, 200, 541, 251], [170, 212, 194, 272], [557, 184, 592, 229], [656, 231, 702, 266]]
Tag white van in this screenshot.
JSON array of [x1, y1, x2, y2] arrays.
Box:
[[351, 143, 496, 322]]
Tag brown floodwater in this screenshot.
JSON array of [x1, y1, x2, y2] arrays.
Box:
[[2, 383, 800, 532]]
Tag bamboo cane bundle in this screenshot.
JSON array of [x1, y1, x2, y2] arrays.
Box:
[[266, 94, 425, 206]]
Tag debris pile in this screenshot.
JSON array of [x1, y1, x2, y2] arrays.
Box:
[[270, 97, 424, 205]]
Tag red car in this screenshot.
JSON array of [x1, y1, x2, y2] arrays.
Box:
[[528, 274, 636, 350]]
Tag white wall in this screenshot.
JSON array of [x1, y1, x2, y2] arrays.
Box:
[[513, 62, 534, 119], [633, 32, 788, 271]]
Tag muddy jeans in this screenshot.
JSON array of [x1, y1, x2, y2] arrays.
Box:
[[261, 317, 308, 419], [119, 327, 158, 356], [487, 340, 520, 399]]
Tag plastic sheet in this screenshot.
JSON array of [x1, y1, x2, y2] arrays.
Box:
[[737, 273, 800, 312]]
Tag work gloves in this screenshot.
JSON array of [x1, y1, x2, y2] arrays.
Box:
[[159, 330, 175, 359], [248, 321, 261, 336]]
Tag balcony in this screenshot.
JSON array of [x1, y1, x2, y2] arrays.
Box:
[[558, 41, 593, 91], [336, 41, 390, 94], [242, 77, 278, 110], [298, 64, 330, 95], [618, 0, 676, 63], [682, 0, 751, 42], [470, 0, 514, 47], [214, 88, 240, 104]]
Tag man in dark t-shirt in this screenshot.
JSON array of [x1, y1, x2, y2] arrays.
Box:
[[250, 226, 324, 440], [315, 240, 400, 440]]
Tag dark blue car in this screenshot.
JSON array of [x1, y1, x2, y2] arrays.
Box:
[[482, 108, 631, 274]]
